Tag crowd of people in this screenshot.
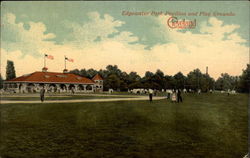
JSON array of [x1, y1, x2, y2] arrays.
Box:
[[149, 89, 183, 103]]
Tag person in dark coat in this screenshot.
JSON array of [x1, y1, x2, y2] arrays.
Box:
[[149, 89, 153, 102], [177, 89, 182, 103], [40, 86, 45, 102]]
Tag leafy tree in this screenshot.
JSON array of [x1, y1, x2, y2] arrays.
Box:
[[203, 74, 215, 91], [155, 69, 164, 78], [173, 72, 186, 89], [164, 75, 175, 89], [0, 75, 3, 89], [128, 81, 143, 89], [79, 69, 88, 77], [120, 80, 128, 91], [86, 68, 98, 78], [150, 69, 166, 90], [106, 65, 122, 76], [141, 71, 154, 89], [67, 65, 246, 93], [120, 72, 129, 91], [69, 69, 80, 75], [186, 69, 202, 91], [128, 72, 141, 84], [238, 64, 250, 93], [186, 69, 214, 92], [6, 60, 16, 80], [215, 73, 237, 91], [145, 71, 154, 79], [98, 69, 108, 79], [105, 74, 121, 90]]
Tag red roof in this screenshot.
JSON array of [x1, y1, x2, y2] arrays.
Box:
[[6, 71, 95, 84], [92, 74, 103, 80]]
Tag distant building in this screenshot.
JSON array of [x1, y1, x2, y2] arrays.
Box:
[[92, 74, 104, 92], [3, 69, 103, 93]]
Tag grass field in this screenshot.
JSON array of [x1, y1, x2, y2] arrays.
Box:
[[0, 93, 248, 158]]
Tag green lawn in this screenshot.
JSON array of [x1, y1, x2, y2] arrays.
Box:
[[0, 93, 248, 158]]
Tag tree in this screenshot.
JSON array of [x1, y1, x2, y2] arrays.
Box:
[[0, 75, 3, 89], [173, 72, 186, 89], [106, 65, 122, 77], [98, 69, 108, 79], [145, 71, 154, 79], [215, 73, 237, 91], [69, 69, 80, 75], [105, 74, 121, 90], [186, 68, 214, 92], [86, 68, 98, 78], [6, 60, 16, 80], [79, 69, 88, 77], [238, 64, 250, 93], [152, 70, 166, 90], [186, 69, 202, 91], [164, 75, 175, 89], [120, 72, 129, 91]]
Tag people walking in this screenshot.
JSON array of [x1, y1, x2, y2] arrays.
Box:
[[171, 91, 177, 103], [149, 89, 153, 102], [40, 86, 45, 102], [177, 89, 183, 103]]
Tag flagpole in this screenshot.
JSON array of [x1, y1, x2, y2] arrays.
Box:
[[44, 54, 46, 67], [64, 56, 66, 69]]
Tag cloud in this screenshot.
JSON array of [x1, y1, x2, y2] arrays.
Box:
[[1, 13, 56, 57], [64, 12, 126, 46], [150, 15, 249, 78], [1, 12, 248, 80]]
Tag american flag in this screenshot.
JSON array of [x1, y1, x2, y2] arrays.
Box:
[[45, 54, 54, 60], [65, 57, 74, 62]]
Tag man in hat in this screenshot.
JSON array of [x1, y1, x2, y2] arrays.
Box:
[[40, 86, 45, 102]]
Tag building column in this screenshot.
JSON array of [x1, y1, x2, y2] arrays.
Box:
[[83, 85, 87, 92], [74, 84, 79, 92], [45, 84, 49, 92], [65, 84, 70, 92], [34, 84, 39, 92], [19, 83, 23, 93], [22, 83, 28, 93], [56, 84, 61, 92], [16, 83, 20, 93]]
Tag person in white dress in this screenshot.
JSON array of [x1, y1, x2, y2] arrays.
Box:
[[171, 91, 177, 103]]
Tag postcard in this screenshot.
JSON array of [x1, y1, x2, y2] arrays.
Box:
[[0, 1, 249, 158]]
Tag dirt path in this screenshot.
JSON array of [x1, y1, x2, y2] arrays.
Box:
[[1, 96, 166, 104]]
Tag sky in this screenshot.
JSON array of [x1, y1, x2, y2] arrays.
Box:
[[1, 1, 249, 79]]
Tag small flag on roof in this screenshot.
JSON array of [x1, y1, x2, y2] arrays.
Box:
[[45, 54, 54, 60], [65, 57, 74, 62]]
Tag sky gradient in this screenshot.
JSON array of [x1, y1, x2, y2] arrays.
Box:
[[1, 1, 249, 79]]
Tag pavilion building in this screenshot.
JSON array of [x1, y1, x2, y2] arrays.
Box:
[[3, 69, 104, 93]]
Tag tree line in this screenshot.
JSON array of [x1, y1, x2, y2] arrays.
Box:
[[69, 64, 249, 93], [1, 60, 249, 93]]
